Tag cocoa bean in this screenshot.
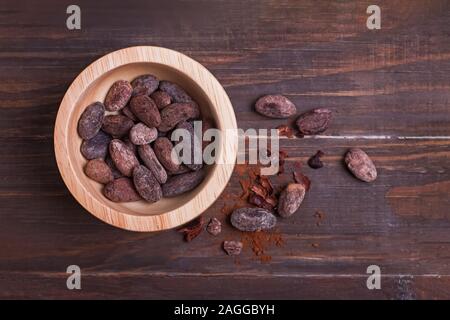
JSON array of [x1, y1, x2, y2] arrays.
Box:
[[104, 80, 132, 112], [168, 164, 191, 176], [105, 156, 123, 179], [80, 131, 111, 160], [109, 139, 140, 177], [153, 137, 180, 173], [223, 241, 243, 256], [158, 102, 200, 132], [162, 170, 205, 197], [131, 74, 159, 96], [230, 207, 276, 232], [138, 144, 168, 184], [150, 90, 172, 109], [103, 177, 141, 202], [278, 183, 306, 218], [129, 123, 157, 145], [101, 115, 134, 138], [122, 105, 138, 122], [296, 108, 332, 135], [345, 148, 377, 182], [174, 121, 203, 171], [255, 95, 296, 118], [132, 165, 162, 203], [84, 158, 114, 184], [129, 95, 161, 128], [159, 80, 192, 103], [78, 102, 105, 139]]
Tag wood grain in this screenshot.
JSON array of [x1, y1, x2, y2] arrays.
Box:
[[0, 0, 449, 299]]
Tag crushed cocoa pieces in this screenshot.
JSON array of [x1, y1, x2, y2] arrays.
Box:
[[276, 124, 295, 138]]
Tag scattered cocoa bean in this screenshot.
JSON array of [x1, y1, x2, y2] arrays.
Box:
[[131, 74, 159, 96], [129, 95, 161, 128], [103, 177, 141, 202], [206, 218, 221, 236], [84, 159, 114, 184], [308, 150, 325, 169], [109, 139, 140, 177], [174, 121, 203, 171], [122, 105, 138, 122], [162, 170, 205, 197], [138, 144, 168, 184], [80, 131, 111, 160], [230, 207, 277, 232], [101, 115, 134, 138], [158, 102, 200, 132], [104, 80, 132, 112], [153, 137, 180, 173], [223, 241, 243, 256], [278, 183, 306, 218], [255, 95, 296, 118], [132, 165, 162, 203], [129, 123, 158, 145], [78, 102, 105, 139], [296, 108, 332, 135], [345, 148, 377, 182], [159, 80, 193, 102], [150, 90, 172, 109]]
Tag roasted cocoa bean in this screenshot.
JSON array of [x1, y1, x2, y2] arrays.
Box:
[[123, 137, 137, 155], [153, 137, 180, 173], [103, 177, 141, 202], [129, 95, 161, 128], [168, 164, 191, 176], [80, 131, 111, 160], [159, 80, 192, 103], [230, 207, 277, 232], [131, 74, 159, 96], [132, 165, 162, 203], [104, 80, 132, 112], [78, 102, 105, 139], [223, 241, 243, 256], [278, 183, 306, 218], [122, 105, 138, 122], [174, 121, 203, 171], [150, 90, 172, 109], [207, 218, 221, 236], [255, 95, 296, 118], [129, 123, 157, 145], [105, 156, 123, 179], [109, 139, 140, 177], [345, 148, 377, 182], [101, 115, 134, 138], [162, 170, 205, 197], [158, 102, 200, 132], [84, 158, 114, 184], [138, 144, 168, 184], [296, 108, 332, 135]]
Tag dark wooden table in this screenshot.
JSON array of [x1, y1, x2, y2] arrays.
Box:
[[1, 0, 449, 299]]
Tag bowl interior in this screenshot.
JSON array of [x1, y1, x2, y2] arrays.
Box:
[[68, 62, 219, 217]]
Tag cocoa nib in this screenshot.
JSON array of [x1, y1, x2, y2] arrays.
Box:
[[276, 124, 294, 138], [206, 218, 221, 236], [308, 150, 325, 169], [223, 241, 243, 256], [178, 217, 205, 242]]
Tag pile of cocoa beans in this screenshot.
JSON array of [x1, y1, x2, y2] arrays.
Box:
[[78, 75, 209, 203]]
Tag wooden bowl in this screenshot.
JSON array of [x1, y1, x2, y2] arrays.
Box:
[[54, 46, 237, 232]]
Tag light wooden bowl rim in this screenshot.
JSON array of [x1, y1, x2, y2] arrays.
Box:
[[54, 46, 237, 232]]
